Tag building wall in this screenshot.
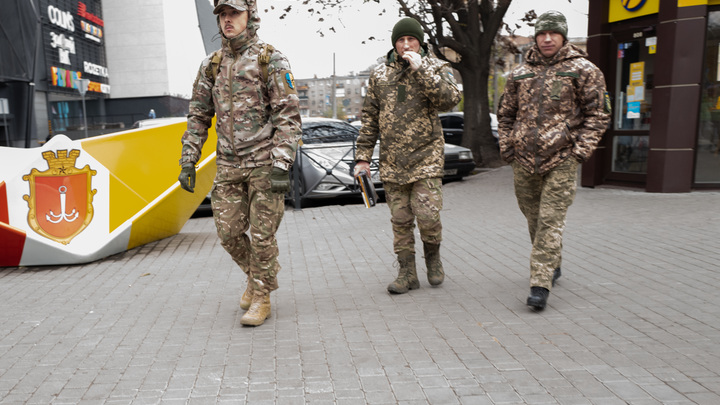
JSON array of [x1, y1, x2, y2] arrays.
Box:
[[296, 74, 370, 120], [586, 0, 719, 191], [102, 0, 205, 99]]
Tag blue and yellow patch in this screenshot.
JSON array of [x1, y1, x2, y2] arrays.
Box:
[[279, 70, 297, 94]]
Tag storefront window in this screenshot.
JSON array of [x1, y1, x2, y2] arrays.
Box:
[[612, 35, 655, 174], [696, 11, 720, 184], [614, 38, 654, 131], [612, 135, 649, 173]]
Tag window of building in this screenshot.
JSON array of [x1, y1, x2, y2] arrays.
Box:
[[696, 10, 720, 184]]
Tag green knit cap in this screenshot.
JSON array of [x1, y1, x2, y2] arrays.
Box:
[[535, 11, 568, 39], [392, 17, 424, 45]]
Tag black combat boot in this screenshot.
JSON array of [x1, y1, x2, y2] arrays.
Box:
[[527, 286, 549, 310], [552, 267, 561, 286], [423, 242, 444, 286], [387, 252, 420, 294]]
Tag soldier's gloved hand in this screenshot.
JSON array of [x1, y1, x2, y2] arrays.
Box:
[[402, 51, 422, 71], [353, 161, 371, 177], [269, 167, 290, 194], [178, 164, 196, 193]]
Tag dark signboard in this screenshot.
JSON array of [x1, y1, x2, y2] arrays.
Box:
[[40, 0, 109, 96]]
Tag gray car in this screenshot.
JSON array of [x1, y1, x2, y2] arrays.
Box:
[[288, 118, 382, 207], [197, 117, 475, 213], [288, 117, 475, 207]]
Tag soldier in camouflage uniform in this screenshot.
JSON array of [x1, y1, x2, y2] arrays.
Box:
[[354, 17, 461, 294], [497, 11, 610, 310], [177, 0, 301, 326]]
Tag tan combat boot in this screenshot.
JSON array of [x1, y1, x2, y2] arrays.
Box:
[[240, 292, 271, 326], [240, 284, 251, 310], [424, 242, 444, 286], [387, 251, 420, 294]]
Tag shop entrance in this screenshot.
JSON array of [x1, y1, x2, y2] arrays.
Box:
[[696, 10, 720, 185], [604, 27, 656, 185]]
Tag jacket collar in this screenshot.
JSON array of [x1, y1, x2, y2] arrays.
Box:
[[526, 42, 587, 66]]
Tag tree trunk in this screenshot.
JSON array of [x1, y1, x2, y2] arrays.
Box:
[[457, 61, 503, 168]]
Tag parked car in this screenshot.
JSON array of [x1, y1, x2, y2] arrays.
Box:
[[443, 143, 476, 181], [196, 117, 476, 212], [288, 117, 475, 206], [289, 117, 382, 206], [439, 111, 498, 147]]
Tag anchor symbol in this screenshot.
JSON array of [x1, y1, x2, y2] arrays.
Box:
[[46, 185, 79, 224]]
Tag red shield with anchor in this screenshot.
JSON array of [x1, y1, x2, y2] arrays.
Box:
[[23, 149, 97, 245]]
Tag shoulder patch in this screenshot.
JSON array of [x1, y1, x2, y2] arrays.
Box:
[[278, 70, 297, 94], [604, 91, 612, 114]]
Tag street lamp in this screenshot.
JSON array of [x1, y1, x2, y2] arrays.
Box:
[[77, 78, 90, 138]]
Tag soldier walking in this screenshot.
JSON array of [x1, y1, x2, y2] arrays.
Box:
[[497, 11, 611, 310], [354, 17, 461, 294], [177, 0, 301, 326]]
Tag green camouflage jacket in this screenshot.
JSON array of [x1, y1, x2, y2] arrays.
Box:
[[180, 1, 301, 171], [356, 47, 461, 185], [497, 43, 610, 174]]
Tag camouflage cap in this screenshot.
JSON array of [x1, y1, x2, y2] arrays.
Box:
[[535, 10, 568, 39], [213, 0, 248, 15]]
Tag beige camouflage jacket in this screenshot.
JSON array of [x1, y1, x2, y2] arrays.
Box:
[[180, 1, 301, 171], [497, 43, 610, 174], [356, 47, 461, 185]]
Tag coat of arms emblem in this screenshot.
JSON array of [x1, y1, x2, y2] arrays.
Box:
[[22, 149, 97, 245]]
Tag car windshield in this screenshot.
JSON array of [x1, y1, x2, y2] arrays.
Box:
[[302, 122, 358, 144]]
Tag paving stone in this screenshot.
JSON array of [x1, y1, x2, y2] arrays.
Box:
[[1, 167, 719, 403]]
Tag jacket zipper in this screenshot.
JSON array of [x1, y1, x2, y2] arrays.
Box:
[[227, 50, 238, 160], [534, 62, 550, 173]]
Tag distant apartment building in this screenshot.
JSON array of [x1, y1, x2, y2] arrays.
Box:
[[296, 72, 371, 120]]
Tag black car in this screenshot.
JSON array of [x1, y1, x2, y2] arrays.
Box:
[[439, 111, 498, 147], [442, 143, 476, 181]]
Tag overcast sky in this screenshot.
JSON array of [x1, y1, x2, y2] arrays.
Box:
[[177, 0, 590, 95], [256, 0, 590, 79]]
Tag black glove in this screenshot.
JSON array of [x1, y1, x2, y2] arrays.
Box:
[[269, 167, 290, 194], [178, 164, 196, 193]]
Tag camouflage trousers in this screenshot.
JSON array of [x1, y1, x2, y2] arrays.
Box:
[[211, 165, 285, 295], [384, 178, 443, 255], [511, 158, 579, 290]]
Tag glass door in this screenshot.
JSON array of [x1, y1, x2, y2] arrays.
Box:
[[696, 10, 720, 185], [606, 27, 656, 182]]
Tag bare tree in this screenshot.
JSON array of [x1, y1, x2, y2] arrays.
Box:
[[274, 0, 515, 167]]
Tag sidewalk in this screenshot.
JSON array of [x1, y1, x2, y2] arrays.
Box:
[[1, 165, 719, 404]]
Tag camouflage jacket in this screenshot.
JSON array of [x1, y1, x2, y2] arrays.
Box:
[[180, 4, 301, 171], [356, 47, 461, 185], [497, 43, 610, 174]]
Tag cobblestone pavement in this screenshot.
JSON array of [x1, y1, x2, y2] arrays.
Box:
[[1, 165, 719, 404]]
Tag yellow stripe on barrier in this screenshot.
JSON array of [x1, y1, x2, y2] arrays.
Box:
[[81, 120, 217, 233]]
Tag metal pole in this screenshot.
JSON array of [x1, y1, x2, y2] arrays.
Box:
[[2, 115, 9, 147], [292, 156, 301, 211], [81, 93, 88, 138], [78, 79, 89, 138], [1, 98, 9, 146], [332, 53, 337, 119], [24, 83, 36, 148]]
